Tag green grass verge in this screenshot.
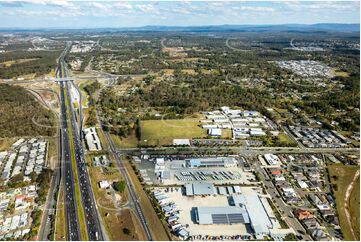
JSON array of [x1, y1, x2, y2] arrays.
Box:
[[95, 127, 108, 150], [124, 160, 169, 240], [54, 185, 66, 241], [328, 164, 360, 241]]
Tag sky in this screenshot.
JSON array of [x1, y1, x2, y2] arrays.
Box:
[[0, 0, 359, 28]]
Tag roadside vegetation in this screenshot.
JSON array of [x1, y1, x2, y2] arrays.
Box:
[[125, 158, 170, 240], [0, 84, 55, 137], [328, 163, 360, 241], [54, 185, 66, 241]]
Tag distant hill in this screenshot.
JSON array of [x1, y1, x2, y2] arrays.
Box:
[[0, 23, 359, 33], [125, 23, 360, 32]]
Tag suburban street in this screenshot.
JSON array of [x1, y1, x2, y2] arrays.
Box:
[[250, 157, 312, 241]]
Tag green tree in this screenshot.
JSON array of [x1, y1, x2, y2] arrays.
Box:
[[113, 181, 126, 193]]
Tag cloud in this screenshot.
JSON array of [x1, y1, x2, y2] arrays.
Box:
[[113, 2, 133, 10], [136, 4, 157, 14], [234, 6, 276, 12]]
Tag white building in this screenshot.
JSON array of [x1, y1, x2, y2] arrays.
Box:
[[172, 139, 190, 146], [264, 154, 280, 166], [98, 180, 110, 189], [83, 127, 102, 151], [208, 128, 222, 136]]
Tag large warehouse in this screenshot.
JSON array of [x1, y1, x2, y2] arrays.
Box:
[[194, 194, 273, 237], [185, 183, 216, 196], [232, 194, 273, 236], [186, 157, 237, 168], [195, 206, 250, 225]]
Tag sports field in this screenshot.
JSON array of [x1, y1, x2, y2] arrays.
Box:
[[140, 119, 206, 146]]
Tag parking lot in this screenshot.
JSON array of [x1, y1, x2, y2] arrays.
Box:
[[136, 158, 257, 185]]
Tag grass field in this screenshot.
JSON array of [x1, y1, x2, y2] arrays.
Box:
[[54, 185, 66, 241], [0, 58, 40, 67], [140, 119, 206, 146], [0, 138, 15, 151], [328, 164, 360, 241], [221, 129, 232, 139], [124, 159, 169, 240], [332, 69, 349, 77], [278, 133, 297, 146], [110, 134, 139, 148], [349, 177, 360, 241]]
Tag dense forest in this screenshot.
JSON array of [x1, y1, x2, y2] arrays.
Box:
[[0, 50, 61, 79], [0, 84, 55, 137]]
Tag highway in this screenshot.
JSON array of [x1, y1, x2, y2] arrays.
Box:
[[65, 80, 104, 240], [58, 45, 81, 240], [55, 44, 104, 240]]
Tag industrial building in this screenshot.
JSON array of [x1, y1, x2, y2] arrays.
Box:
[[195, 206, 250, 225], [172, 139, 191, 146], [194, 194, 273, 237], [232, 195, 273, 236], [264, 154, 280, 166], [185, 183, 216, 196], [186, 157, 237, 168], [208, 128, 222, 137], [83, 127, 102, 151]]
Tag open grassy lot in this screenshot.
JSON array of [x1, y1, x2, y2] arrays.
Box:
[[328, 164, 360, 241], [124, 159, 169, 240], [47, 137, 58, 170], [110, 134, 139, 149], [332, 69, 349, 77], [140, 119, 206, 146], [54, 185, 66, 241], [105, 208, 144, 241], [86, 158, 146, 240], [349, 177, 360, 241], [278, 133, 297, 146], [96, 127, 109, 150], [0, 138, 15, 151], [0, 58, 40, 67]]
